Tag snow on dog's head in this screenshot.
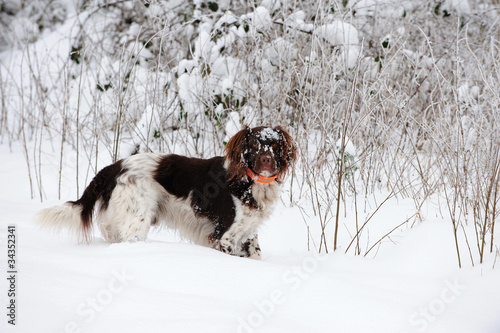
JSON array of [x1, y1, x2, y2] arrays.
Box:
[[258, 127, 281, 141]]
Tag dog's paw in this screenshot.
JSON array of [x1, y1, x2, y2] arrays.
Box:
[[240, 235, 262, 260], [218, 237, 235, 255]]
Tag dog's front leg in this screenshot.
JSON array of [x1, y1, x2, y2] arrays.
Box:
[[216, 234, 261, 260], [240, 235, 262, 260], [217, 236, 237, 256]]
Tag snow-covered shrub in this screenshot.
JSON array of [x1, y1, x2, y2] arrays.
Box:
[[0, 0, 67, 49]]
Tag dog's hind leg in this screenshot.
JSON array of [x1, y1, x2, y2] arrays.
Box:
[[101, 181, 157, 243]]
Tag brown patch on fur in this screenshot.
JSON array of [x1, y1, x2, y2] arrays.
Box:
[[274, 126, 298, 181], [69, 160, 126, 243], [224, 125, 251, 180]]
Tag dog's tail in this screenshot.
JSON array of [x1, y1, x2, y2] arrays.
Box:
[[35, 202, 87, 240], [35, 160, 125, 242]]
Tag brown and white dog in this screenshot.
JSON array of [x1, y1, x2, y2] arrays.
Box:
[[36, 126, 296, 259]]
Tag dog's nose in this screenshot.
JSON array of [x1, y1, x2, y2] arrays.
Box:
[[261, 155, 271, 166]]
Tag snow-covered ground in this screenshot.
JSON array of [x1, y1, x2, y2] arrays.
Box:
[[1, 0, 500, 332], [1, 142, 500, 333]]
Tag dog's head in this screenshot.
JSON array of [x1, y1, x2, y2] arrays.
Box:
[[224, 126, 297, 183]]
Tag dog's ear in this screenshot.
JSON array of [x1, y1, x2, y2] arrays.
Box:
[[224, 125, 251, 180], [274, 126, 297, 180]]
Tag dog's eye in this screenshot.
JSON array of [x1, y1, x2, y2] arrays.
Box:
[[250, 142, 260, 149]]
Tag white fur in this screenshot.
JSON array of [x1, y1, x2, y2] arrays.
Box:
[[156, 191, 215, 247], [97, 154, 161, 242], [35, 203, 83, 238]]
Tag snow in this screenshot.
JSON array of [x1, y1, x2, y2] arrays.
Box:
[[214, 11, 239, 30], [225, 112, 242, 139], [444, 0, 471, 16], [211, 56, 245, 78], [265, 37, 297, 66], [242, 7, 273, 32], [11, 17, 40, 43], [177, 68, 205, 114], [1, 141, 500, 333], [194, 30, 216, 62], [177, 59, 196, 74], [1, 1, 500, 332], [315, 20, 361, 68], [285, 11, 314, 33], [258, 128, 280, 141], [336, 136, 356, 157], [350, 0, 378, 16], [260, 0, 281, 13], [458, 83, 480, 104]]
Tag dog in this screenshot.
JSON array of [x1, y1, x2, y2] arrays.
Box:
[[35, 126, 296, 259]]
